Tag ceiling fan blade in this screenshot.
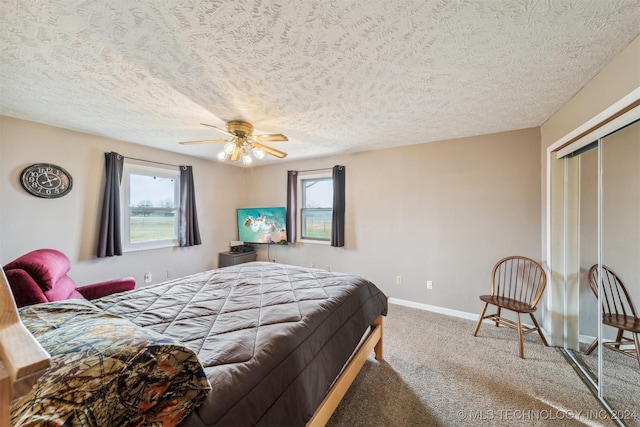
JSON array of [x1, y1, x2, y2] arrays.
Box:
[[179, 138, 231, 145], [253, 142, 288, 158], [254, 133, 288, 142], [201, 123, 234, 137], [229, 146, 242, 162]]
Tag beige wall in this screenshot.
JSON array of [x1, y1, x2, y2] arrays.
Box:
[[0, 116, 244, 287], [244, 128, 542, 315], [1, 117, 541, 316]]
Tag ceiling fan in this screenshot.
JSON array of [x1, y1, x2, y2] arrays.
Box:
[[179, 120, 288, 165]]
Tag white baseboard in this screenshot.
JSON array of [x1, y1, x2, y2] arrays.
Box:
[[579, 333, 597, 345], [388, 298, 480, 321], [388, 297, 552, 342]]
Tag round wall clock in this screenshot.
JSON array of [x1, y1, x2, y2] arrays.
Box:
[[20, 163, 73, 198]]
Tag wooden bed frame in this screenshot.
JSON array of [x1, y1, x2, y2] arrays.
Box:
[[0, 264, 384, 427], [0, 266, 51, 426], [307, 315, 384, 426]]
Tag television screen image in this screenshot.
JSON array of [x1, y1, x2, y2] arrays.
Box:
[[236, 207, 288, 244]]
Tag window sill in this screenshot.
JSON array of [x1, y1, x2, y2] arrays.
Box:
[[298, 239, 331, 245], [123, 241, 178, 253]]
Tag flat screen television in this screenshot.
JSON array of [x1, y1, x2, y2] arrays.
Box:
[[236, 207, 288, 244]]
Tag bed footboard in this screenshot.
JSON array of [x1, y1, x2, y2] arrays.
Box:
[[0, 267, 51, 426], [306, 315, 384, 427]]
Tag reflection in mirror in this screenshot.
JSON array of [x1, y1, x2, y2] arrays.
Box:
[[600, 120, 640, 424], [571, 119, 640, 426]]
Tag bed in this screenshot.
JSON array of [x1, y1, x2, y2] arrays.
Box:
[[2, 261, 388, 426]]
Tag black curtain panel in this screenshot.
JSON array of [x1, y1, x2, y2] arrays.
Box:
[[97, 152, 124, 257], [179, 165, 202, 247], [286, 170, 298, 243], [331, 165, 346, 247]]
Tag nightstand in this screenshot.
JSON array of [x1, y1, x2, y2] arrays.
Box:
[[218, 251, 257, 267]]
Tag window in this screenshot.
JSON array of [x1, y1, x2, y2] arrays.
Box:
[[121, 162, 180, 251], [298, 172, 333, 242]]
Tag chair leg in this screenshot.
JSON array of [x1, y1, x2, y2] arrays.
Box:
[[516, 312, 524, 358], [473, 303, 489, 337], [529, 313, 548, 346], [495, 307, 501, 327], [585, 338, 598, 355], [633, 332, 640, 369], [614, 328, 624, 349]]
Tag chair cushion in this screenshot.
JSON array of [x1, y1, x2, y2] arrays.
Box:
[[4, 269, 49, 307], [43, 275, 83, 302], [4, 249, 72, 292]]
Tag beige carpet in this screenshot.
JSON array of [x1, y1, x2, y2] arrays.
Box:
[[327, 304, 622, 427], [577, 341, 640, 427]]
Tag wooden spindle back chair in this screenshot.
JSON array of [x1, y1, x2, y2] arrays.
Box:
[[473, 256, 548, 358], [584, 264, 640, 368]]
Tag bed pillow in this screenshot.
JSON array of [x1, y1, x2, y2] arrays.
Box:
[[12, 300, 211, 427]]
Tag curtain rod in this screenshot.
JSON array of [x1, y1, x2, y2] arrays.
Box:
[[123, 155, 182, 168], [294, 167, 333, 173]]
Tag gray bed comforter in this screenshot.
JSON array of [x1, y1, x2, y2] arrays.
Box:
[[92, 262, 388, 426]]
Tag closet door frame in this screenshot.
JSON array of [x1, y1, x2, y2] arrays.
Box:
[[546, 90, 639, 412]]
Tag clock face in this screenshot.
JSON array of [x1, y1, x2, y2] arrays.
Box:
[[20, 163, 73, 198]]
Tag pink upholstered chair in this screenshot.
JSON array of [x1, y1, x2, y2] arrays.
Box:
[[3, 248, 136, 308]]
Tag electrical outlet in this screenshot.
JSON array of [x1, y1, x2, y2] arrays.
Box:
[[426, 280, 433, 290], [144, 272, 152, 283], [396, 275, 402, 285], [166, 270, 172, 278]]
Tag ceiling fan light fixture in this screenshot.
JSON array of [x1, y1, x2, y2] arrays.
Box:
[[242, 152, 253, 166], [181, 121, 288, 164], [251, 146, 266, 159], [216, 150, 228, 161], [223, 141, 237, 154]]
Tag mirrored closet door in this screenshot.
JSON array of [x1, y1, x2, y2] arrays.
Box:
[[566, 117, 640, 426]]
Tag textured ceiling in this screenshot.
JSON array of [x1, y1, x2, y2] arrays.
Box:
[[1, 0, 639, 165]]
